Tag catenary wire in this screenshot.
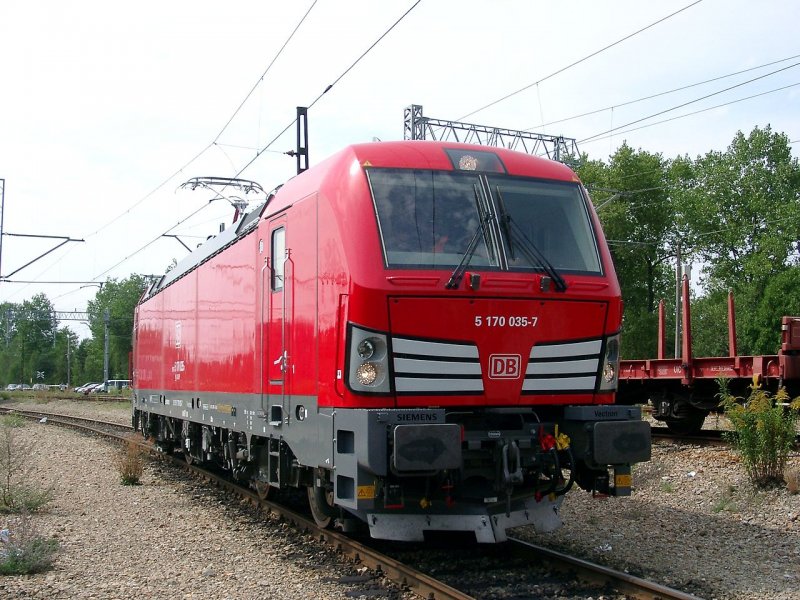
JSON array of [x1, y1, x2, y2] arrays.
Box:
[[458, 0, 703, 121], [86, 0, 423, 281], [526, 53, 800, 131], [3, 3, 324, 304], [233, 0, 422, 178], [212, 1, 319, 144], [4, 2, 321, 302], [579, 63, 800, 143], [581, 81, 800, 145]]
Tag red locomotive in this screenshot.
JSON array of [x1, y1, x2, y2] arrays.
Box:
[[132, 140, 650, 543]]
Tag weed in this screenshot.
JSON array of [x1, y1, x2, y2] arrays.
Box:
[[785, 468, 800, 494], [0, 512, 59, 575], [0, 421, 54, 513], [660, 481, 675, 493], [718, 378, 800, 488], [114, 438, 145, 485], [712, 485, 737, 513], [0, 414, 26, 428]]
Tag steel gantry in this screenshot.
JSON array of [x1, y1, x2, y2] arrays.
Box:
[[403, 104, 580, 163]]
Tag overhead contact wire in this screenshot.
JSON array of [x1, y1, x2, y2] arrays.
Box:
[[458, 0, 703, 121], [526, 53, 800, 131], [582, 81, 800, 144], [579, 62, 800, 143], [212, 0, 319, 144], [79, 3, 322, 284], [235, 0, 423, 178]]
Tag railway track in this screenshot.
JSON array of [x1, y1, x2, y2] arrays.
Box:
[[1, 405, 706, 600]]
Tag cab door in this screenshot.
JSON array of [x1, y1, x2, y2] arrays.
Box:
[[266, 218, 290, 425]]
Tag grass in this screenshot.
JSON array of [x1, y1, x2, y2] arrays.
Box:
[[0, 513, 59, 575], [785, 468, 800, 494], [114, 439, 145, 485], [712, 485, 737, 513], [0, 419, 54, 513]]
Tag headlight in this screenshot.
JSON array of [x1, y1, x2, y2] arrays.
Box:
[[348, 325, 390, 393], [599, 335, 620, 392], [357, 339, 376, 360], [356, 362, 379, 385]]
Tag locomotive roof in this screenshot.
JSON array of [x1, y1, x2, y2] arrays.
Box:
[[143, 200, 265, 299], [141, 140, 580, 301]]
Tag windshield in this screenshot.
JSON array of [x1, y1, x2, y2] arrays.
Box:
[[368, 168, 601, 275], [367, 169, 497, 268], [490, 177, 602, 274]]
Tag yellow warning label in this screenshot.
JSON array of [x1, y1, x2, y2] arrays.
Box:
[[357, 485, 375, 499], [361, 160, 372, 167], [615, 474, 632, 488]]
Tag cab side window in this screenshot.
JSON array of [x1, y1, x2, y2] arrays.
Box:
[[271, 228, 285, 291]]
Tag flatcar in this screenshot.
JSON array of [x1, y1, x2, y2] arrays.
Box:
[[132, 140, 651, 543]]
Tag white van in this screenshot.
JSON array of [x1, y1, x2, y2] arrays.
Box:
[[106, 379, 131, 393]]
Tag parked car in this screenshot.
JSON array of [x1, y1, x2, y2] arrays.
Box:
[[5, 384, 22, 391], [75, 382, 98, 394], [83, 383, 104, 395], [32, 383, 48, 391]]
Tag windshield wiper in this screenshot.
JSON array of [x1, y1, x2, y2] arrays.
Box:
[[495, 186, 567, 292], [446, 185, 489, 289], [495, 185, 516, 262]]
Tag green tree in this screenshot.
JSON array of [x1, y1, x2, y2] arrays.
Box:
[[678, 126, 800, 354], [578, 144, 677, 358], [12, 295, 57, 385], [86, 276, 147, 381]]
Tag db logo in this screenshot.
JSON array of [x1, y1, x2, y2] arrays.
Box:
[[489, 354, 522, 379]]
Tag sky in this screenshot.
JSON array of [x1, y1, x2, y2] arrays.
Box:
[[1, 0, 798, 338]]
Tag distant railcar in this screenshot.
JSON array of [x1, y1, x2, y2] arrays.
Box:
[[132, 141, 650, 543]]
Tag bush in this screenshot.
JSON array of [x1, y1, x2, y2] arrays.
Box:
[[0, 513, 59, 575], [114, 439, 145, 485], [719, 377, 800, 488], [0, 414, 26, 428]]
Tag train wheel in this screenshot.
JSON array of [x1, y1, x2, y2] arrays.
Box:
[[665, 408, 706, 435], [307, 484, 336, 529], [183, 450, 194, 465], [254, 481, 272, 501]]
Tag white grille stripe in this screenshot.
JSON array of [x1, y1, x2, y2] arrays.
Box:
[[394, 357, 482, 376], [530, 340, 602, 359], [526, 358, 598, 375], [391, 337, 483, 393], [396, 378, 484, 393], [522, 376, 596, 391], [393, 337, 479, 359]]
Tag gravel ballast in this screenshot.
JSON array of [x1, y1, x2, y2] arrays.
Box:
[[2, 398, 799, 599]]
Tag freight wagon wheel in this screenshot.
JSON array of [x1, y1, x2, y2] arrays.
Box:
[[665, 407, 706, 435], [307, 484, 336, 529], [183, 450, 194, 465], [254, 481, 272, 501]]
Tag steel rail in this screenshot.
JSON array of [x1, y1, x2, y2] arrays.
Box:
[[0, 407, 132, 432], [508, 537, 707, 600]]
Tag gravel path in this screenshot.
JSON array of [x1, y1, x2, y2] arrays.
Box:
[[2, 398, 799, 600]]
